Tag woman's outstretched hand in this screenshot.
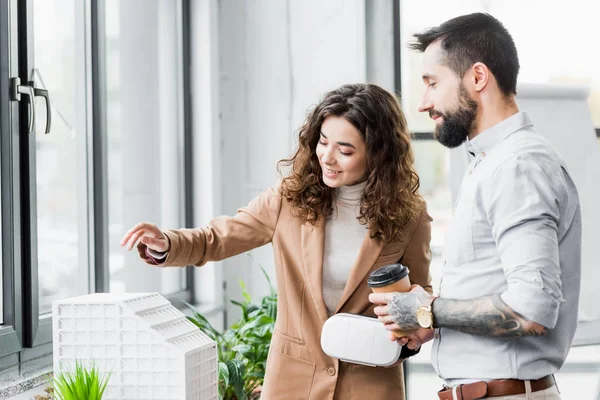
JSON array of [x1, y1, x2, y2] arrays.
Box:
[[120, 222, 169, 253]]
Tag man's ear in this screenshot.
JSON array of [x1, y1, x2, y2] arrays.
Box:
[[470, 62, 490, 93]]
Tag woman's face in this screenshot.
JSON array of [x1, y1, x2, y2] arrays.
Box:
[[316, 116, 368, 188]]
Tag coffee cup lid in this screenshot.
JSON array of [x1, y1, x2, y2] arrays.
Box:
[[367, 263, 409, 288]]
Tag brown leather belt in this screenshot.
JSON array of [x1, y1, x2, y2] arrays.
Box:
[[437, 375, 555, 400]]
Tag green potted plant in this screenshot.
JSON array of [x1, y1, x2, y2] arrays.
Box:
[[51, 360, 111, 400], [186, 264, 276, 400]]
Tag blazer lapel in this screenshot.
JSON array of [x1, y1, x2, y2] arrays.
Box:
[[301, 217, 329, 324], [334, 229, 384, 314]]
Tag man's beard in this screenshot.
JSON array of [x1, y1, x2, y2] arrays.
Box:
[[431, 86, 478, 149]]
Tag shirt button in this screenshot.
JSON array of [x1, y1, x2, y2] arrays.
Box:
[[435, 333, 440, 339], [327, 367, 336, 376]]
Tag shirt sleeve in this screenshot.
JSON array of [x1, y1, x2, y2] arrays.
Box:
[[147, 248, 168, 260], [483, 155, 566, 329]]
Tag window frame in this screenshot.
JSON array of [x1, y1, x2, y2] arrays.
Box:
[[0, 0, 24, 362], [0, 0, 198, 390]]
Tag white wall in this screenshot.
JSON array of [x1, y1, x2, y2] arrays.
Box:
[[198, 0, 397, 324]]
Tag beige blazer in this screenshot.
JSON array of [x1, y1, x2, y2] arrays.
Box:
[[156, 186, 432, 400]]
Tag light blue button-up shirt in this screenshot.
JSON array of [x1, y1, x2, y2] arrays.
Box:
[[432, 112, 582, 385]]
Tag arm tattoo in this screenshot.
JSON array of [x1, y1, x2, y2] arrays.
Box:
[[433, 294, 548, 338]]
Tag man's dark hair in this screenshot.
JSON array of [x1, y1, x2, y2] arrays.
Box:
[[409, 13, 519, 96]]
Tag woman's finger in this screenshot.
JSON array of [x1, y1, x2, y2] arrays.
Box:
[[407, 338, 421, 350], [121, 222, 159, 246], [396, 336, 409, 346], [126, 229, 147, 251], [121, 222, 147, 245]]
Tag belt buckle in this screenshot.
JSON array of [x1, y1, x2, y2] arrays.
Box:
[[437, 385, 452, 400]]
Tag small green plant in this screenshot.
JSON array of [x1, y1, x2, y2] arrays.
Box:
[[186, 262, 276, 400], [52, 360, 111, 400]]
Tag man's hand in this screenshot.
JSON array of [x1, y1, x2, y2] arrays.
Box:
[[369, 285, 435, 333]]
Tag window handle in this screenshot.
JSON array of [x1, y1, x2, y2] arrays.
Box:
[[10, 77, 36, 134], [29, 81, 51, 134]]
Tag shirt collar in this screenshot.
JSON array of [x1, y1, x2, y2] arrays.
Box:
[[467, 112, 533, 156]]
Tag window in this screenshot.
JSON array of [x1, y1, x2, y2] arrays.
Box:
[[34, 0, 91, 317], [0, 0, 197, 391], [105, 0, 189, 296]]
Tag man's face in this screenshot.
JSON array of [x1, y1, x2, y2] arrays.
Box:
[[417, 41, 478, 149]]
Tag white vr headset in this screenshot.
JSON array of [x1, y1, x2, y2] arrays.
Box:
[[320, 313, 403, 367]]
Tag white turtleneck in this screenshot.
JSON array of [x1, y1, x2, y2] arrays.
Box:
[[322, 180, 368, 314]]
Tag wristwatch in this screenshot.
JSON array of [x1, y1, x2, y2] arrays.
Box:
[[416, 297, 438, 329]]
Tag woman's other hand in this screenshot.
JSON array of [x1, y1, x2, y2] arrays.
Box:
[[120, 222, 169, 253]]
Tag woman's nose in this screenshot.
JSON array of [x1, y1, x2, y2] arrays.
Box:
[[321, 149, 335, 165]]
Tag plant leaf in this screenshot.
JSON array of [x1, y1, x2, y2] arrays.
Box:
[[227, 359, 246, 400], [218, 361, 229, 399], [183, 301, 221, 340], [53, 359, 111, 400], [231, 344, 254, 359]]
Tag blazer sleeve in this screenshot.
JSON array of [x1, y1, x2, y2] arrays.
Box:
[[142, 186, 283, 267], [400, 204, 433, 294]]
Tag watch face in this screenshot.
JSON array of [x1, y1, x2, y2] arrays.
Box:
[[417, 307, 432, 328]]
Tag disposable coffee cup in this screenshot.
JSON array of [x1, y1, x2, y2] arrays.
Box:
[[368, 263, 416, 338]]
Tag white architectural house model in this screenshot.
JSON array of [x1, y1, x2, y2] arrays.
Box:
[[52, 293, 218, 400]]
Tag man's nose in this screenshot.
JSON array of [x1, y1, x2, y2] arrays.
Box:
[[418, 97, 433, 113]]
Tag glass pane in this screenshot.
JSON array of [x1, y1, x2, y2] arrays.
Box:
[[106, 0, 186, 295], [401, 0, 600, 131], [33, 0, 90, 314], [411, 141, 449, 293]]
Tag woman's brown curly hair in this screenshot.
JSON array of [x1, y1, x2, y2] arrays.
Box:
[[278, 83, 422, 243]]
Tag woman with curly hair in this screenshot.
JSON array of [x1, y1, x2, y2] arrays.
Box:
[[121, 83, 432, 400]]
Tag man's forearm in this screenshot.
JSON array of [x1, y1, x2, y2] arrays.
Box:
[[433, 294, 548, 338]]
